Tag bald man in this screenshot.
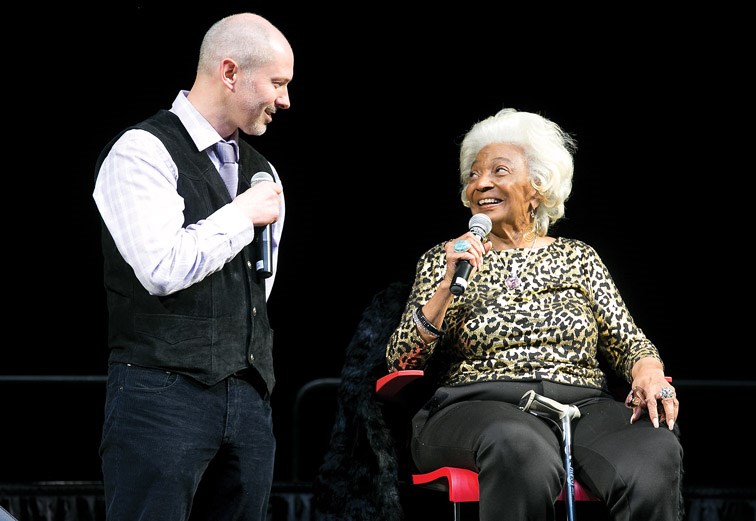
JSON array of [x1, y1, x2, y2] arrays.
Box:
[[93, 13, 294, 520]]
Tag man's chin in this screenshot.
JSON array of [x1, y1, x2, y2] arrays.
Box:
[[244, 123, 268, 137]]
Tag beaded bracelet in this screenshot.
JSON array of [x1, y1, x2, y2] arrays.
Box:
[[412, 306, 446, 338], [412, 308, 437, 338]]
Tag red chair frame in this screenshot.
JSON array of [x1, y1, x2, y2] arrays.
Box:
[[376, 370, 672, 520], [375, 370, 600, 519]]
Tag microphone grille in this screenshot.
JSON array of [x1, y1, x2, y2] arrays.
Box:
[[469, 213, 492, 237], [251, 171, 274, 185]]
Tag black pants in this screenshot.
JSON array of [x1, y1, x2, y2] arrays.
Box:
[[411, 380, 683, 521]]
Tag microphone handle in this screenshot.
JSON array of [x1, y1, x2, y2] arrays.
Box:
[[255, 225, 273, 279], [249, 171, 275, 279], [449, 261, 473, 295], [449, 231, 485, 296]]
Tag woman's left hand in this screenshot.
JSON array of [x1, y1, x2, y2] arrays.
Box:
[[626, 358, 679, 430]]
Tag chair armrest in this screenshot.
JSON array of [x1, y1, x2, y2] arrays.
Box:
[[412, 467, 480, 502], [375, 370, 425, 401]]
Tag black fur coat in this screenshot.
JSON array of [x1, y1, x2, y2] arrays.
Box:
[[311, 282, 412, 521]]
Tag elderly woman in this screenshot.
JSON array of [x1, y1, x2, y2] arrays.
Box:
[[386, 108, 683, 521]]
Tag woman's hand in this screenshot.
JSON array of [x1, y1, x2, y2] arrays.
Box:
[[627, 357, 679, 430], [442, 232, 491, 291]]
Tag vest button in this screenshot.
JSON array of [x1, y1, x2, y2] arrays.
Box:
[[249, 354, 255, 363], [251, 307, 257, 317], [247, 260, 253, 269]]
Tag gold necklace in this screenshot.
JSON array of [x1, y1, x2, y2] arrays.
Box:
[[504, 234, 538, 290]]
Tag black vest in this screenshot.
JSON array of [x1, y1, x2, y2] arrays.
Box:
[[95, 109, 275, 393]]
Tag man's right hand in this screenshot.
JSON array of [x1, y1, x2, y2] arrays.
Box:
[[233, 181, 282, 227]]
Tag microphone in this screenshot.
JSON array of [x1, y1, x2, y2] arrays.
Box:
[[250, 172, 275, 279], [449, 213, 492, 296]]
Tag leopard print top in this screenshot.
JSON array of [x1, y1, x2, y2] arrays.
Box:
[[386, 237, 661, 390]]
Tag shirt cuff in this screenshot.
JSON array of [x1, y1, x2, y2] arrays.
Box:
[[214, 202, 255, 247]]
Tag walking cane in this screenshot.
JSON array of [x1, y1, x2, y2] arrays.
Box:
[[519, 390, 582, 521]]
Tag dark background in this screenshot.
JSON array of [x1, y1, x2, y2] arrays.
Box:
[[4, 0, 753, 495]]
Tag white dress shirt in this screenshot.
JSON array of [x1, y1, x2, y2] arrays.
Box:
[[93, 91, 285, 299]]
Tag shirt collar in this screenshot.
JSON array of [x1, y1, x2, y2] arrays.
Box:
[[170, 90, 239, 153]]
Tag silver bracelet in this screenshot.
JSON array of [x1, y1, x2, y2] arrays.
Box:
[[412, 306, 445, 338], [412, 308, 438, 338]]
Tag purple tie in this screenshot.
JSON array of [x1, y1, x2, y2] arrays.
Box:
[[215, 140, 239, 198]]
